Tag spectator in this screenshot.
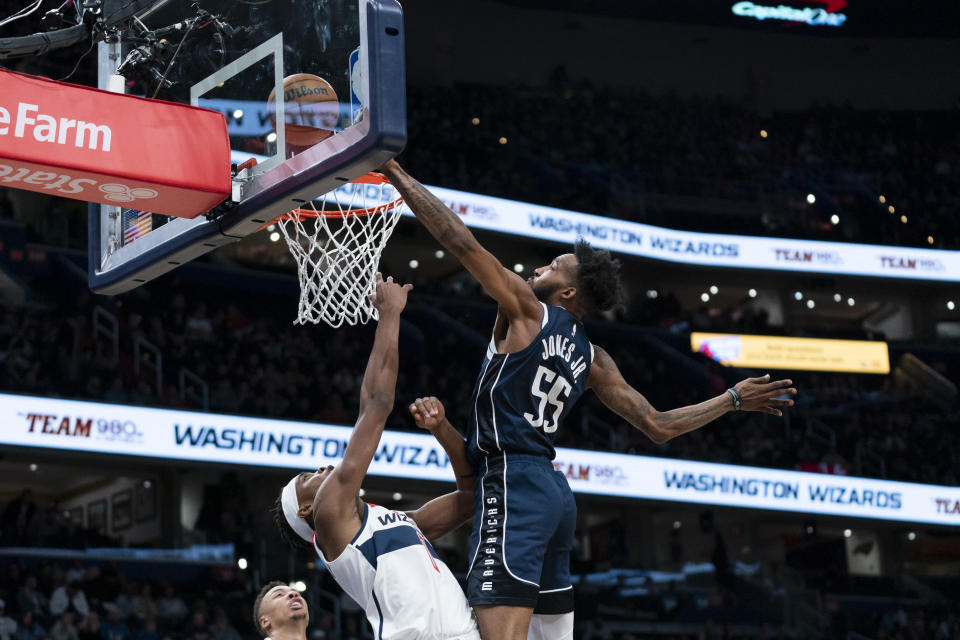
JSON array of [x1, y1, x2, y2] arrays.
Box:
[[112, 584, 137, 621], [134, 621, 157, 640], [154, 587, 187, 627], [207, 611, 239, 640], [99, 609, 128, 640], [76, 614, 101, 640], [180, 611, 209, 640], [13, 613, 44, 640], [133, 586, 157, 624], [16, 576, 46, 619], [50, 583, 90, 619], [63, 565, 84, 588], [50, 612, 78, 640], [1, 490, 36, 546], [0, 601, 17, 640]]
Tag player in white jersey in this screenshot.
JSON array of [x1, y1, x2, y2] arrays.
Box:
[[271, 274, 481, 640]]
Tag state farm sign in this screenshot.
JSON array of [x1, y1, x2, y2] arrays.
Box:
[[0, 69, 230, 218]]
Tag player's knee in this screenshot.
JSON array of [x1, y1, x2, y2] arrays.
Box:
[[527, 612, 574, 640]]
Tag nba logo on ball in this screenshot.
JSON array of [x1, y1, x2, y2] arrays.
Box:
[[267, 73, 341, 147]]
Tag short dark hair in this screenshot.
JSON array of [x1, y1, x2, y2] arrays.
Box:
[[272, 492, 313, 552], [252, 580, 288, 636], [573, 239, 625, 313]]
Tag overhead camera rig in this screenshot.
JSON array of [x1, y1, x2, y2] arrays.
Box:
[[0, 0, 244, 97], [0, 0, 163, 60]]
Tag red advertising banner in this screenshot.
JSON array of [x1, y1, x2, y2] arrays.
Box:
[[0, 69, 230, 219]]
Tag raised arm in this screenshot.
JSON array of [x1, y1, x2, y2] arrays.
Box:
[[404, 397, 477, 540], [587, 346, 797, 444], [379, 159, 541, 323], [317, 275, 411, 518]]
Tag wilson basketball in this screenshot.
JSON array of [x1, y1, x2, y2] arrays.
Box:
[[267, 73, 340, 147]]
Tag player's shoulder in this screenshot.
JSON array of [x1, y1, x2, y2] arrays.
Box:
[[543, 303, 586, 328]]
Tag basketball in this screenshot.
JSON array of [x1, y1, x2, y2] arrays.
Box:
[[267, 73, 340, 147]]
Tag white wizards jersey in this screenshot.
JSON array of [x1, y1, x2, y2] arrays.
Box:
[[313, 503, 479, 640]]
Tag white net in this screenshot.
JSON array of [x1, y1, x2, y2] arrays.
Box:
[[275, 174, 403, 327]]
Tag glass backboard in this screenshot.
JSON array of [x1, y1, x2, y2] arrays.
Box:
[[89, 0, 405, 294]]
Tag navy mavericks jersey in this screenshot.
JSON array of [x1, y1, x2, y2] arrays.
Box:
[[467, 303, 594, 463]]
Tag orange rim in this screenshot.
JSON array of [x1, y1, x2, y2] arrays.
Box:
[[259, 172, 401, 229]]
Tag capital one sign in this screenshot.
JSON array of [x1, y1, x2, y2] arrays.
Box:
[[0, 69, 230, 218]]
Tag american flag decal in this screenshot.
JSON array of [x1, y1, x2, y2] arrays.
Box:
[[123, 210, 152, 244]]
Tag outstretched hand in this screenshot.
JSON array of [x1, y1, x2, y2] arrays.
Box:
[[409, 396, 446, 431], [732, 374, 797, 416], [369, 273, 412, 316]]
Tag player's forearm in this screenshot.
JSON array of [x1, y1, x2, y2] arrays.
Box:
[[431, 419, 476, 491], [646, 394, 733, 443], [381, 164, 477, 256], [359, 313, 401, 414], [410, 490, 475, 541]]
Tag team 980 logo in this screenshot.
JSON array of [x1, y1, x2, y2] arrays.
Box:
[[23, 411, 144, 443], [554, 460, 629, 486]]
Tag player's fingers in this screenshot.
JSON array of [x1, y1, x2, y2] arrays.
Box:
[[764, 407, 783, 416], [403, 283, 413, 292], [747, 374, 771, 383], [376, 272, 383, 284], [426, 397, 439, 416], [769, 398, 794, 406], [764, 379, 793, 389], [386, 275, 394, 283]]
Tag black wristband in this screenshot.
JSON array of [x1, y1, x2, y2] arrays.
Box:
[[726, 388, 742, 411]]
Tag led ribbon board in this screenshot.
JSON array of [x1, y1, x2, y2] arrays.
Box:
[[313, 179, 960, 281], [691, 333, 891, 374], [2, 393, 957, 525]]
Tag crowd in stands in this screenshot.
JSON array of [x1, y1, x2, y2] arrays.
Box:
[[0, 541, 955, 640], [401, 84, 960, 250], [0, 559, 264, 640]]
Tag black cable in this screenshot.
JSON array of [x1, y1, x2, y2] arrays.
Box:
[[56, 35, 94, 81], [149, 15, 194, 98], [0, 0, 45, 30]]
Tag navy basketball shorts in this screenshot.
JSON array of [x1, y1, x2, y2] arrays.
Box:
[[466, 453, 577, 612]]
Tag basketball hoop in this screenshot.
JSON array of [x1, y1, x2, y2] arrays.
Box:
[[271, 172, 404, 327]]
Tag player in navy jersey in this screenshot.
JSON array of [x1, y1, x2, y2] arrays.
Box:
[[381, 158, 798, 640], [271, 275, 481, 640]]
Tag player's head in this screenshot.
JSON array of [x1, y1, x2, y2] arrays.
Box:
[[529, 240, 624, 316], [272, 466, 337, 551], [253, 581, 309, 638]]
